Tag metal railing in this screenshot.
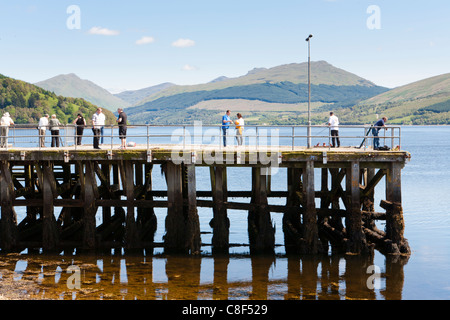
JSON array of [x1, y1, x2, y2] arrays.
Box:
[[0, 123, 402, 151]]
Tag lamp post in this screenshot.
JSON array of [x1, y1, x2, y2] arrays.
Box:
[[305, 34, 313, 148]]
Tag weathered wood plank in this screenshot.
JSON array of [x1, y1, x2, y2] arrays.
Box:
[[0, 161, 18, 251]]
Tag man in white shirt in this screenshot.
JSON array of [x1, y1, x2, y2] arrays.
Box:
[[328, 111, 340, 148], [0, 112, 14, 148], [92, 108, 105, 149], [38, 114, 49, 147]]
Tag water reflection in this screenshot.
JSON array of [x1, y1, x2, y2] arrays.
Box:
[[0, 253, 409, 300]]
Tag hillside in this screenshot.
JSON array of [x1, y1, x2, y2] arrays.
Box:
[[125, 61, 388, 125], [337, 73, 450, 125], [135, 61, 379, 105], [114, 82, 175, 106], [0, 74, 116, 125], [35, 73, 129, 112]]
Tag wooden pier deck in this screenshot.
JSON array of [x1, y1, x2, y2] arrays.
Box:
[[0, 144, 411, 256]]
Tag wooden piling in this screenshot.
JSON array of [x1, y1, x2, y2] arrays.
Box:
[[302, 161, 322, 254], [283, 167, 303, 254], [248, 167, 275, 254], [345, 161, 371, 254], [40, 162, 59, 253], [164, 162, 200, 254], [0, 161, 18, 252], [209, 166, 230, 254]]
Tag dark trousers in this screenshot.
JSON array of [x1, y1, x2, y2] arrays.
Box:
[[51, 130, 60, 147], [92, 128, 100, 148], [76, 127, 84, 145], [331, 129, 340, 147], [372, 128, 380, 149]]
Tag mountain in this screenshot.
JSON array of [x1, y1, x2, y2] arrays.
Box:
[[0, 74, 116, 124], [137, 61, 380, 105], [114, 82, 175, 106], [125, 61, 389, 125], [35, 73, 129, 112], [338, 73, 450, 125], [209, 76, 229, 83]]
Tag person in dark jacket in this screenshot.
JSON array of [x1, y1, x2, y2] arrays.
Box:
[[73, 113, 86, 145], [372, 117, 387, 150]]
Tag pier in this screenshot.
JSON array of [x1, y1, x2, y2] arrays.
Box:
[[0, 125, 411, 256]]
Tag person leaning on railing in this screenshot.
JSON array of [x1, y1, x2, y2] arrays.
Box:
[[38, 114, 49, 147], [73, 113, 86, 146], [48, 114, 62, 148], [0, 112, 14, 148], [372, 117, 388, 150]]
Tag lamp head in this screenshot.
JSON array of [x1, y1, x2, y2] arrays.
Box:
[[305, 34, 313, 41]]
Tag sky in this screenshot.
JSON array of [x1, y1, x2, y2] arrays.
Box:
[[0, 0, 449, 93]]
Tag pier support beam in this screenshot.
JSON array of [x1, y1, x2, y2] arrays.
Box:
[[164, 162, 200, 254], [136, 164, 157, 254], [345, 162, 371, 254], [302, 161, 322, 254], [210, 166, 230, 254], [248, 167, 275, 254], [182, 164, 201, 254], [0, 161, 18, 252], [81, 161, 98, 252], [121, 161, 139, 251], [383, 162, 410, 255], [40, 162, 60, 253], [283, 167, 303, 254]]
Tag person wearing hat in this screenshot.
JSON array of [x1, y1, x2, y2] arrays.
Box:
[[38, 114, 49, 147], [0, 112, 14, 148]]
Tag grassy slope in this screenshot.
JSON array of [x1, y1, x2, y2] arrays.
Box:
[[0, 74, 116, 124], [350, 73, 450, 125], [35, 73, 130, 112]]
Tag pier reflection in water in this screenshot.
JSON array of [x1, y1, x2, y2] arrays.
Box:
[[0, 253, 408, 300]]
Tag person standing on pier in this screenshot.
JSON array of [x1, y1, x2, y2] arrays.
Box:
[[328, 111, 340, 148], [235, 113, 245, 146], [73, 113, 86, 146], [48, 114, 61, 148], [116, 108, 127, 149], [372, 117, 388, 150], [38, 114, 49, 147], [222, 110, 232, 147], [0, 112, 14, 148], [97, 108, 105, 145], [92, 108, 104, 149]]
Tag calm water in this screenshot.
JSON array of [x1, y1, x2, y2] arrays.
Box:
[[0, 126, 449, 300]]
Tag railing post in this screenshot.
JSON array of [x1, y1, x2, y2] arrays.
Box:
[[291, 126, 295, 151], [147, 125, 149, 151], [328, 126, 331, 151], [110, 125, 113, 150], [183, 125, 186, 149], [391, 127, 395, 149]]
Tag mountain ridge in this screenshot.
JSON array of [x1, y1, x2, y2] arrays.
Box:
[[35, 73, 130, 112]]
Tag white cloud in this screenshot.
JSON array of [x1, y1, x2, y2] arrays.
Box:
[[182, 64, 197, 71], [172, 38, 195, 48], [88, 27, 120, 36], [136, 36, 155, 45]]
